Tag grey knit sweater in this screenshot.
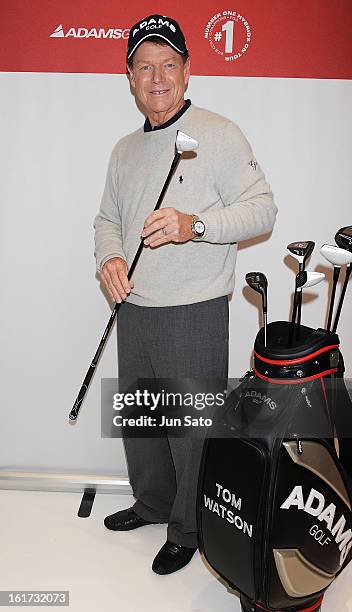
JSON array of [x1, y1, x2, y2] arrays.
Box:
[[94, 104, 277, 307]]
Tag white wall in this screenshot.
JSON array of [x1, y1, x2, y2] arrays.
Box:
[[1, 72, 351, 475]]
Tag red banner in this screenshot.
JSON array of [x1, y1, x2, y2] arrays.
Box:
[[1, 0, 352, 79]]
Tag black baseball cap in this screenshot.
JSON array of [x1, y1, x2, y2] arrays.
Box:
[[127, 14, 188, 60]]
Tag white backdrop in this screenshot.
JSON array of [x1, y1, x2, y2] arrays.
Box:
[[1, 72, 351, 475]]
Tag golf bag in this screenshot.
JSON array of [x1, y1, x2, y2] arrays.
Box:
[[197, 321, 352, 611]]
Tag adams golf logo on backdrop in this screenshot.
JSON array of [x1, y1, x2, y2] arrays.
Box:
[[50, 24, 130, 39], [204, 10, 251, 61]]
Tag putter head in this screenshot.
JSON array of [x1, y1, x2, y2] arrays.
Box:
[[335, 226, 352, 252], [320, 244, 352, 267], [245, 271, 268, 311], [287, 241, 315, 267], [176, 131, 199, 154]]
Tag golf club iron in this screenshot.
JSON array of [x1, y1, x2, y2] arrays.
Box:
[[69, 131, 199, 421], [287, 241, 315, 341], [245, 272, 268, 346], [332, 226, 352, 333], [320, 244, 352, 333]]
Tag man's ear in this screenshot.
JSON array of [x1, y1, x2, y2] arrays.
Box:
[[184, 57, 191, 87], [127, 65, 136, 88]]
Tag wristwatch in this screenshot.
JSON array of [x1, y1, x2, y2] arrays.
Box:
[[191, 214, 205, 239]]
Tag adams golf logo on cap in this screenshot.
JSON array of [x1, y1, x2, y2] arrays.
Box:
[[130, 16, 176, 37], [204, 10, 252, 61], [127, 15, 188, 59]]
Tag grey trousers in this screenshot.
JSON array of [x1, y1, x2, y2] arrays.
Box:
[[117, 296, 229, 547]]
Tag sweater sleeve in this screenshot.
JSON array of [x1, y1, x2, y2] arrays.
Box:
[[200, 121, 277, 244], [93, 145, 126, 273]]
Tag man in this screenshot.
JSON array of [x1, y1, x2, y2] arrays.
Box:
[[94, 14, 277, 580]]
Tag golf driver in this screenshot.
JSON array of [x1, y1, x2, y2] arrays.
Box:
[[69, 130, 199, 421], [245, 272, 268, 346], [320, 244, 352, 333], [332, 226, 352, 333], [288, 270, 325, 347], [287, 241, 315, 340]]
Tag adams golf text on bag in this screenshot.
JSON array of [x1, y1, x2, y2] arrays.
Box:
[[197, 321, 352, 611]]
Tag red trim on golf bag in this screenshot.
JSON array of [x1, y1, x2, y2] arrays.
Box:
[[254, 368, 338, 384], [300, 597, 324, 612], [254, 345, 339, 366], [256, 594, 324, 612], [301, 597, 324, 612]]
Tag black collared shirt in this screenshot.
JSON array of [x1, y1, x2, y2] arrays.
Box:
[[144, 99, 192, 132]]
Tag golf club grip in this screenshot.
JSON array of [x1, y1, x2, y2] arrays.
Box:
[[332, 264, 352, 333], [69, 151, 182, 421], [69, 303, 120, 420]]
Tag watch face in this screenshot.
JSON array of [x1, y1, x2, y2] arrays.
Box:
[[194, 221, 205, 235]]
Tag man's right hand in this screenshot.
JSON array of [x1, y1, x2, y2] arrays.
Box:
[[100, 257, 134, 303]]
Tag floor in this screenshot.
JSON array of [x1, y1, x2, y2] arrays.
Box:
[[1, 490, 351, 612]]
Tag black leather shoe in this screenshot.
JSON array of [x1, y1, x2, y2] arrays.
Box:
[[152, 540, 197, 575], [104, 507, 157, 531]]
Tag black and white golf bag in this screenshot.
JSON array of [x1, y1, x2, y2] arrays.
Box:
[[197, 321, 352, 611]]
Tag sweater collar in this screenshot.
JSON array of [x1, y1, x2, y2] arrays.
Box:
[[144, 99, 191, 133]]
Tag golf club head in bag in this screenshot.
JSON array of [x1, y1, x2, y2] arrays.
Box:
[[246, 272, 268, 346], [302, 271, 325, 289], [288, 272, 325, 347], [287, 242, 315, 343], [287, 241, 315, 271], [332, 227, 352, 333], [321, 244, 352, 267], [320, 245, 352, 333], [335, 226, 352, 252], [197, 320, 352, 612]]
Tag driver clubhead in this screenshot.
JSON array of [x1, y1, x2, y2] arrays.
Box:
[[176, 131, 199, 153], [320, 244, 352, 267], [335, 226, 352, 252]]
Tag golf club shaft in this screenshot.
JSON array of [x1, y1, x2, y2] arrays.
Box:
[[295, 290, 302, 340], [295, 262, 304, 341], [288, 288, 300, 348], [332, 264, 352, 333], [326, 266, 340, 333], [69, 151, 182, 421], [260, 290, 268, 347]]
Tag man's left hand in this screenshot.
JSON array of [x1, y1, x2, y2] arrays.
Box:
[[141, 208, 194, 247]]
